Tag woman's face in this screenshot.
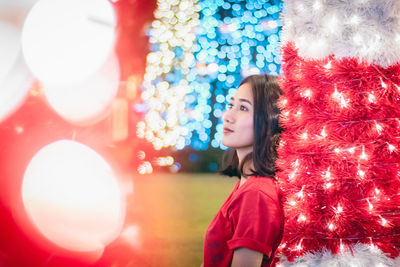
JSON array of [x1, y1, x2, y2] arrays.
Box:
[[222, 82, 254, 152]]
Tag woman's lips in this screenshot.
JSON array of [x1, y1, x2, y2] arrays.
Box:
[[223, 128, 233, 133]]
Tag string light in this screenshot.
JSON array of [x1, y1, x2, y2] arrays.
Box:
[[379, 215, 388, 227], [333, 205, 343, 214], [302, 89, 312, 99], [374, 188, 380, 195], [283, 111, 290, 117], [312, 0, 322, 11], [138, 0, 200, 150], [375, 122, 383, 135], [324, 61, 332, 69], [295, 238, 303, 251], [337, 205, 343, 213], [387, 142, 395, 153], [380, 78, 387, 89], [332, 87, 348, 108], [339, 239, 344, 252], [324, 167, 331, 179], [320, 126, 327, 138], [293, 159, 300, 168], [288, 170, 297, 180], [297, 186, 305, 199], [297, 214, 307, 222], [366, 199, 373, 211], [360, 146, 368, 160], [368, 92, 375, 103], [369, 237, 376, 250]]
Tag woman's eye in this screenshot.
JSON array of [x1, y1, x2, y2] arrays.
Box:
[[240, 105, 248, 111], [227, 103, 233, 109]]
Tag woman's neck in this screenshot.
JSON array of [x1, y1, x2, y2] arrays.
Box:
[[239, 160, 254, 179], [236, 147, 252, 164]]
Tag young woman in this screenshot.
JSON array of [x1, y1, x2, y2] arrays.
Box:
[[202, 74, 284, 267]]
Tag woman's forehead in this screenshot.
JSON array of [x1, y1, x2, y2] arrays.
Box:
[[233, 83, 253, 100]]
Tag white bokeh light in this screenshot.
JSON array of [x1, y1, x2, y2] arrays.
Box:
[[0, 54, 33, 122], [0, 0, 39, 9], [22, 0, 116, 85], [43, 54, 120, 126], [0, 22, 32, 122], [0, 22, 20, 85], [22, 140, 125, 252]]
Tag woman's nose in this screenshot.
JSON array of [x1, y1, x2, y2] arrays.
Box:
[[223, 109, 234, 123]]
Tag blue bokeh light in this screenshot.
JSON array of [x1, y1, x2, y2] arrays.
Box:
[[179, 0, 283, 151]]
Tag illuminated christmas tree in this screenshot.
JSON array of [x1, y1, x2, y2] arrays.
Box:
[[276, 0, 400, 265]]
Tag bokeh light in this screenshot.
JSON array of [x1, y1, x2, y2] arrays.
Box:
[[1, 0, 40, 9], [0, 22, 20, 84], [22, 140, 125, 252], [138, 0, 282, 151], [187, 0, 282, 150], [22, 0, 116, 85], [0, 22, 32, 122], [138, 0, 200, 150], [43, 54, 120, 126]]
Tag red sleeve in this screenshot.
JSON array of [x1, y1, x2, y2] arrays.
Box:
[[227, 190, 281, 258]]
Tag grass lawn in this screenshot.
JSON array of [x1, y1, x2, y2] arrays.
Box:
[[110, 173, 237, 267]]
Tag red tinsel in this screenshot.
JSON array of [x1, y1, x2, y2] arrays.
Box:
[[276, 42, 400, 262]]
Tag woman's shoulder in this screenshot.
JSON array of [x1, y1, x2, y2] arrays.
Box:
[[238, 175, 279, 202], [246, 175, 278, 189]]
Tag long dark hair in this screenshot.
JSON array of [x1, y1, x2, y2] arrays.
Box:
[[219, 74, 283, 179]]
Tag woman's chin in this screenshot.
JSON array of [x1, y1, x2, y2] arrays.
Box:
[[221, 140, 232, 148]]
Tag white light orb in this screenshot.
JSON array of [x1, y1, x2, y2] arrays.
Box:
[[0, 22, 20, 84], [43, 54, 120, 126], [0, 53, 33, 122], [22, 0, 116, 85], [0, 0, 39, 9], [0, 22, 32, 122], [22, 140, 125, 252]]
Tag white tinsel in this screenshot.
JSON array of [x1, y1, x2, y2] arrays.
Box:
[[281, 0, 400, 67], [278, 243, 400, 267]]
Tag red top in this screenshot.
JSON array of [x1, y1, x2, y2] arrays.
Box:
[[203, 175, 284, 267]]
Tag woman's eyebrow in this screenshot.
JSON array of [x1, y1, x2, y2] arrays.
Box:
[[229, 96, 252, 105], [230, 97, 252, 105], [239, 99, 252, 105]]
